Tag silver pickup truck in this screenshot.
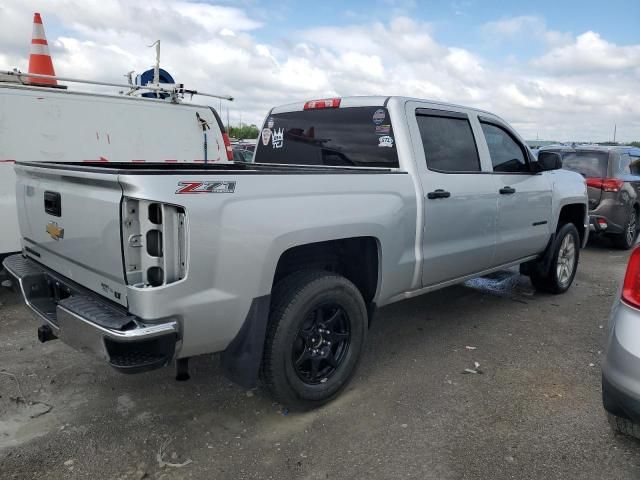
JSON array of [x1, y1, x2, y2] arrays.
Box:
[[4, 96, 588, 409]]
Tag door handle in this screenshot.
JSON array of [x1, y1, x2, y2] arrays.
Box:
[[427, 189, 451, 199], [499, 186, 516, 195]]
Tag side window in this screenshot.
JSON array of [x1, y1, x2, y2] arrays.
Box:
[[416, 113, 480, 173], [481, 122, 529, 173], [630, 156, 640, 176], [619, 153, 631, 175]]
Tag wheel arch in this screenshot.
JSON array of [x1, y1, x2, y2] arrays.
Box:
[[271, 236, 381, 311], [557, 203, 587, 245]]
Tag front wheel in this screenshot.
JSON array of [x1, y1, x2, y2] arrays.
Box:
[[261, 270, 368, 410], [530, 223, 580, 294]]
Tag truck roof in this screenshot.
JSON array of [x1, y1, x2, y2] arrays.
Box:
[[270, 95, 498, 118]]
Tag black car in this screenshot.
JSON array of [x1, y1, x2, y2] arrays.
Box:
[[541, 145, 640, 249]]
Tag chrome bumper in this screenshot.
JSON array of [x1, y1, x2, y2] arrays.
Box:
[[3, 254, 179, 373]]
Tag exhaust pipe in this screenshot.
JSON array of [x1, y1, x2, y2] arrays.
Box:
[[37, 325, 57, 343]]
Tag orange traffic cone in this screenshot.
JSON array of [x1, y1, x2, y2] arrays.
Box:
[[28, 12, 57, 85]]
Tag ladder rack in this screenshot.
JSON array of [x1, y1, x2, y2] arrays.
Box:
[[0, 69, 234, 102]]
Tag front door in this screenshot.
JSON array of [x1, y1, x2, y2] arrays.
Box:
[[479, 120, 552, 264], [409, 106, 498, 287]]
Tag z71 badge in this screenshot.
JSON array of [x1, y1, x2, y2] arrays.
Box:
[[176, 181, 236, 194]]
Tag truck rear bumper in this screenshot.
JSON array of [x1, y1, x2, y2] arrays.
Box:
[[3, 254, 179, 373]]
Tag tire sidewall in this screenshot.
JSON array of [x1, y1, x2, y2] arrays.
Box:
[[550, 223, 580, 293], [619, 208, 638, 249], [270, 276, 367, 407]]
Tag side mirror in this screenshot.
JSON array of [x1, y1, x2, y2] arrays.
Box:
[[535, 151, 562, 172]]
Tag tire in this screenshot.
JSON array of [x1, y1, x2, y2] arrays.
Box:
[[261, 270, 368, 410], [612, 208, 638, 250], [530, 222, 580, 294], [607, 413, 640, 440]]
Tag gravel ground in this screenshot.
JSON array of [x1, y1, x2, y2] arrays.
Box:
[[1, 240, 639, 479]]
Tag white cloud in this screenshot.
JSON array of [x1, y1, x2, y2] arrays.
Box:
[[533, 31, 640, 74], [1, 1, 639, 141], [481, 15, 572, 47]]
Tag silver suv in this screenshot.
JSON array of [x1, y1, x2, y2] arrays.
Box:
[[541, 146, 640, 249]]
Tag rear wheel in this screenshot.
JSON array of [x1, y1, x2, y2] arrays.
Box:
[[612, 208, 638, 250], [530, 223, 580, 294], [261, 270, 367, 410]]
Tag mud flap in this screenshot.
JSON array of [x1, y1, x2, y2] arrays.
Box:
[[221, 295, 271, 389], [520, 233, 557, 277]]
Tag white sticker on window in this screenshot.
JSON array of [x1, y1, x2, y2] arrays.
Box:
[[261, 128, 272, 146], [272, 128, 284, 149], [373, 109, 386, 125], [378, 135, 394, 148]]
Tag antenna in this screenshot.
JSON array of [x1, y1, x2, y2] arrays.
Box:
[[613, 124, 617, 144], [147, 40, 161, 98]]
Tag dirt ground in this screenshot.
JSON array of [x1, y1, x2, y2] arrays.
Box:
[[1, 239, 639, 479]]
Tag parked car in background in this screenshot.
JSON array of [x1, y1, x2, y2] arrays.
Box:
[[540, 145, 640, 249], [5, 96, 588, 409], [603, 245, 640, 439]]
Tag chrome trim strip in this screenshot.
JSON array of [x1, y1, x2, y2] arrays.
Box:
[[57, 305, 177, 342]]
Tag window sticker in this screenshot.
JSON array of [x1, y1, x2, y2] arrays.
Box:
[[375, 124, 391, 135], [267, 117, 275, 129], [378, 135, 394, 148], [372, 109, 386, 125], [272, 128, 284, 149], [261, 128, 272, 146]]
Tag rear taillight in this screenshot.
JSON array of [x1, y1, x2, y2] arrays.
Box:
[[222, 132, 233, 161], [122, 198, 187, 288], [623, 247, 640, 309], [303, 98, 341, 110], [585, 177, 624, 192]]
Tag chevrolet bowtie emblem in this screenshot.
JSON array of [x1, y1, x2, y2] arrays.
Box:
[[46, 222, 64, 241]]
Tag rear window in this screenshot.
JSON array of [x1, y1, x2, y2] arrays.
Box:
[[417, 114, 480, 172], [254, 107, 399, 168], [559, 151, 609, 177]]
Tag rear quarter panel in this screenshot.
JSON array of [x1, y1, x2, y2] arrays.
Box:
[[548, 168, 589, 233], [119, 171, 418, 357]]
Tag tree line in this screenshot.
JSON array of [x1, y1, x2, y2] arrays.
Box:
[[228, 124, 259, 139]]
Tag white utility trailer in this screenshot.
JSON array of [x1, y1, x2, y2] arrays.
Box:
[[0, 73, 232, 258]]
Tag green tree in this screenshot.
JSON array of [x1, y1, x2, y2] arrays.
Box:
[[228, 124, 259, 140], [629, 141, 640, 148]]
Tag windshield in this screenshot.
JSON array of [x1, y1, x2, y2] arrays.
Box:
[[560, 151, 609, 178], [254, 107, 399, 168]]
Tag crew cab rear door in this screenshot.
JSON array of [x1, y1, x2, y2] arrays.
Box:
[[406, 103, 498, 287], [15, 163, 127, 306]]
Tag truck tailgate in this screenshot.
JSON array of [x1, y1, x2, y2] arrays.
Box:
[[15, 164, 127, 306]]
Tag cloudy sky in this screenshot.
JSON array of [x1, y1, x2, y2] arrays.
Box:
[[2, 0, 639, 141]]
